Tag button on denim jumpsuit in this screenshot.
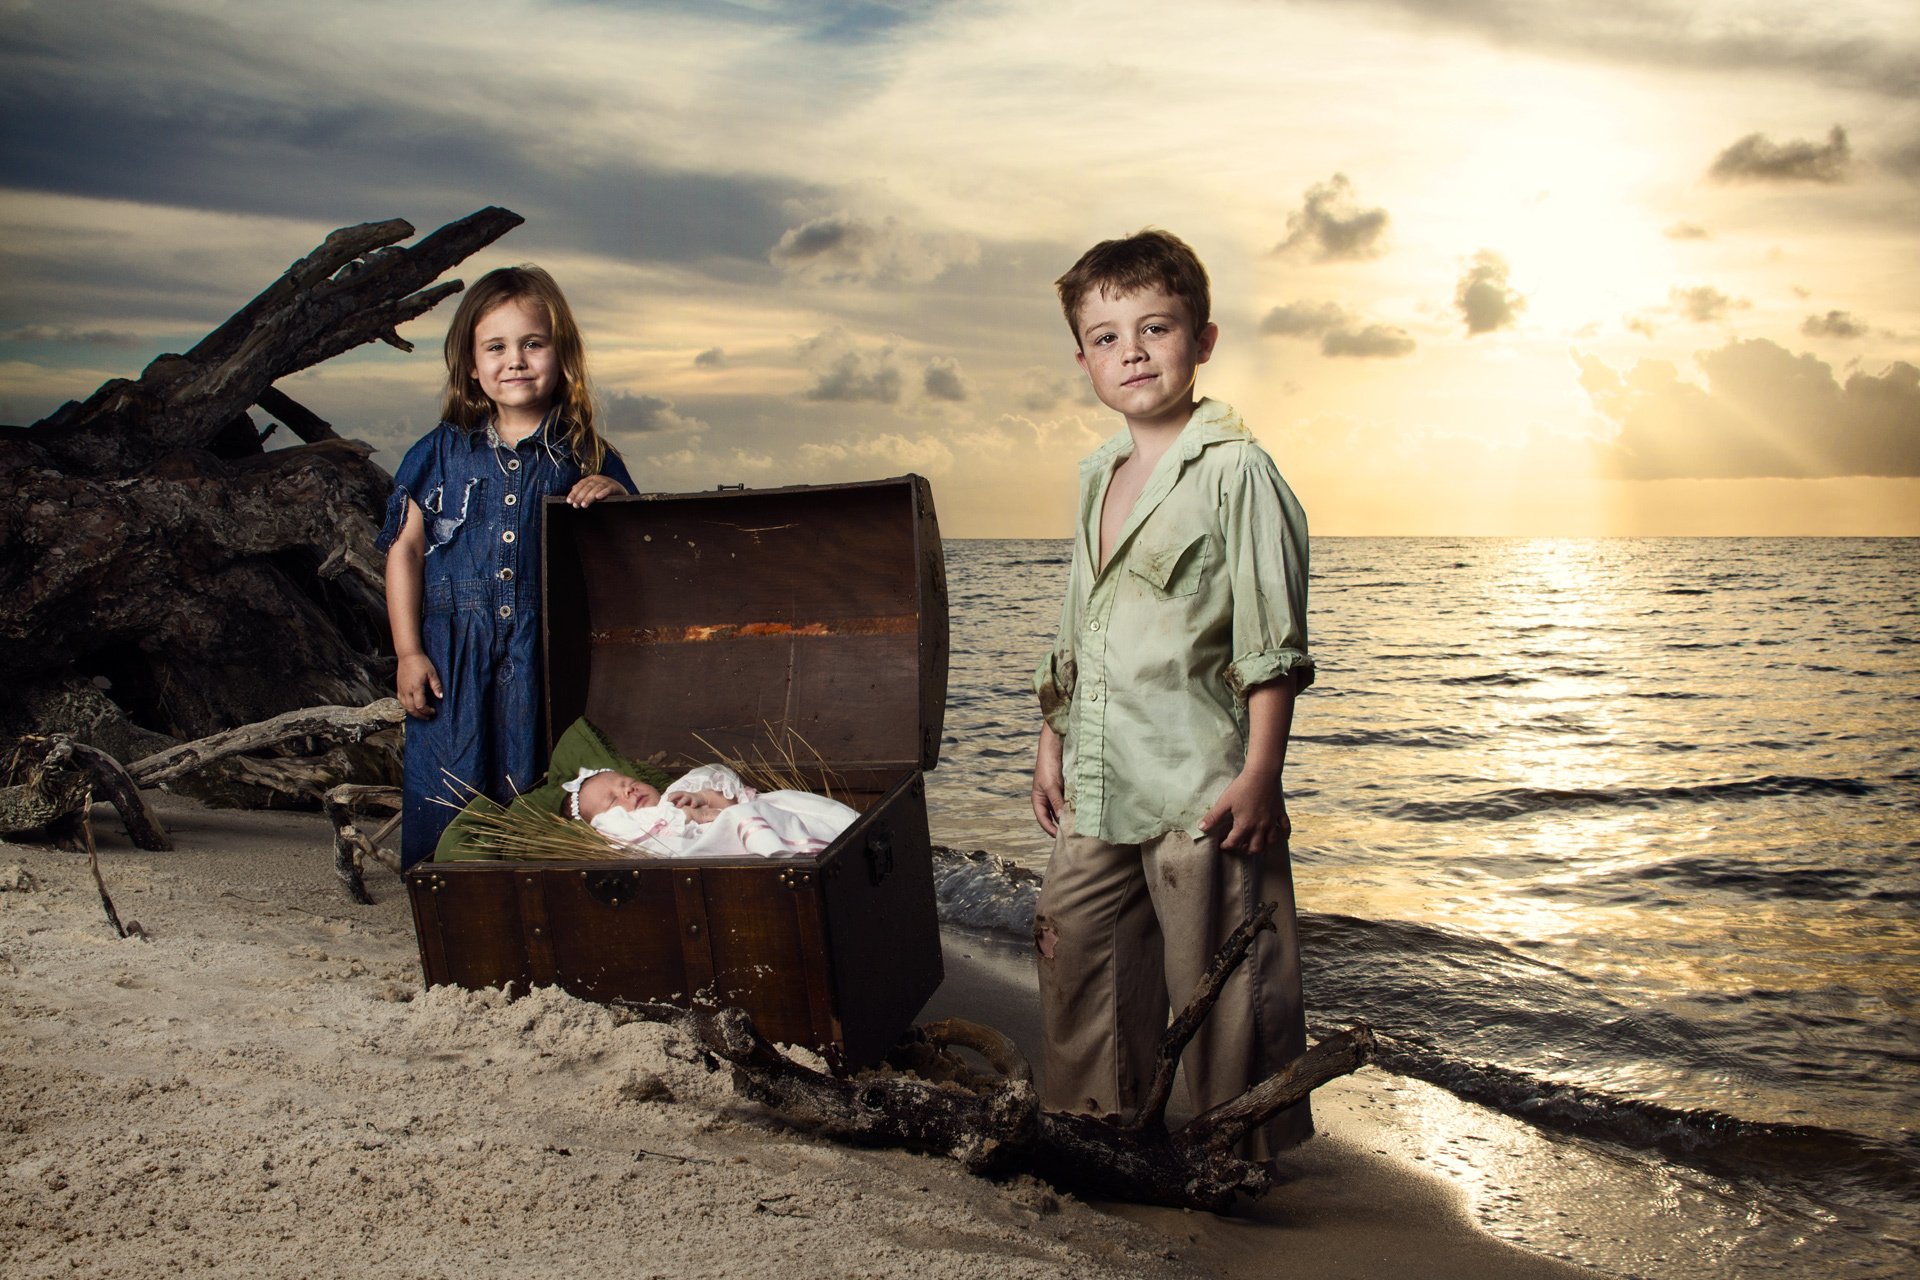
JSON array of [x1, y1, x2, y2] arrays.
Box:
[[376, 418, 636, 867]]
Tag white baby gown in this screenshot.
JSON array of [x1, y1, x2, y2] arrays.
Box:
[[590, 764, 857, 858]]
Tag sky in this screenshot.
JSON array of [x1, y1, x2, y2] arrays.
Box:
[[3, 0, 1917, 537]]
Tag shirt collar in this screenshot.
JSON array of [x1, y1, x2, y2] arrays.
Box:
[[1080, 397, 1247, 473]]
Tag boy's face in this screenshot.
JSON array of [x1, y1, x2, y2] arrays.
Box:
[[579, 771, 662, 821], [1073, 285, 1217, 432]]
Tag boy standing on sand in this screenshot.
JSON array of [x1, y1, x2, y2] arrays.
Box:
[[1031, 229, 1314, 1155]]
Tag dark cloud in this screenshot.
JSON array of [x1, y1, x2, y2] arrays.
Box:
[[693, 347, 727, 368], [1664, 222, 1711, 241], [0, 324, 140, 346], [1332, 2, 1919, 101], [769, 212, 976, 284], [602, 390, 706, 434], [1801, 310, 1868, 339], [799, 334, 904, 403], [1454, 251, 1523, 335], [1670, 285, 1747, 323], [1709, 125, 1851, 184], [921, 356, 967, 402], [0, 3, 811, 272], [1275, 175, 1390, 262], [1258, 300, 1415, 359], [1581, 339, 1920, 479]]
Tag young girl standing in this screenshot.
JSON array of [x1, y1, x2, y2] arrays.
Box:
[[377, 265, 636, 867]]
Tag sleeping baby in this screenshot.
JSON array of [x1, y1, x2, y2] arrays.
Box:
[[562, 763, 857, 858]]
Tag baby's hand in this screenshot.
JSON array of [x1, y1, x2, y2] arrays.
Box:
[[671, 789, 736, 823], [395, 654, 443, 719], [566, 474, 625, 508]]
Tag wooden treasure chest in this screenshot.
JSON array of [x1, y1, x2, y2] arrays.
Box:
[[404, 476, 949, 1071]]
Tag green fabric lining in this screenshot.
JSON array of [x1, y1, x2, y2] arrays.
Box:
[[431, 717, 670, 861]]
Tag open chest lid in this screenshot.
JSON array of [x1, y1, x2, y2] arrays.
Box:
[[542, 475, 948, 790]]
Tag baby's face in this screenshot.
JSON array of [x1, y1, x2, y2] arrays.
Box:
[[578, 771, 662, 821]]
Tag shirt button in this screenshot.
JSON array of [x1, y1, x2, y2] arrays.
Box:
[[1088, 688, 1100, 703], [498, 568, 514, 582], [507, 459, 521, 471], [498, 605, 513, 620], [501, 530, 516, 544], [504, 493, 518, 506], [1089, 620, 1101, 632]]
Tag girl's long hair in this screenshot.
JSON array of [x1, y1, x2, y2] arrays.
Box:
[[439, 264, 608, 474]]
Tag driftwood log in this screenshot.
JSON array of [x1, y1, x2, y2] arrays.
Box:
[[1, 699, 406, 851], [620, 902, 1377, 1212], [0, 209, 519, 764]]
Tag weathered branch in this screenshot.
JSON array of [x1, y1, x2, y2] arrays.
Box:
[[1136, 899, 1276, 1129], [130, 699, 403, 786], [610, 903, 1377, 1212], [323, 783, 402, 904], [50, 737, 171, 850], [31, 207, 524, 471]]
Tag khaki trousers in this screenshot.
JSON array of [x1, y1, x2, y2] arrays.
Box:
[[1033, 809, 1312, 1158]]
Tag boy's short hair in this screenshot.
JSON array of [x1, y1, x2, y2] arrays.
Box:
[[1055, 229, 1211, 346]]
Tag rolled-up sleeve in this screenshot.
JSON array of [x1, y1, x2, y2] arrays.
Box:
[[1033, 572, 1079, 735], [1220, 450, 1315, 698]]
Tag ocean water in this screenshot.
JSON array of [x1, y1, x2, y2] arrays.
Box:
[[923, 536, 1920, 1278]]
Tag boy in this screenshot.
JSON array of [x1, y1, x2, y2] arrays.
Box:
[[1030, 229, 1314, 1156]]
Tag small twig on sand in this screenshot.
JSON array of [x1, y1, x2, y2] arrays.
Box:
[[80, 801, 136, 940]]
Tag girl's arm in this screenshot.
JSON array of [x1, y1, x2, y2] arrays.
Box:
[[384, 499, 443, 719]]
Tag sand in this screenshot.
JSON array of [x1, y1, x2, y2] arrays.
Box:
[[2, 794, 1603, 1279]]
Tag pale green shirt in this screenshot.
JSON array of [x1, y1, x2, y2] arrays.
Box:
[[1033, 398, 1313, 845]]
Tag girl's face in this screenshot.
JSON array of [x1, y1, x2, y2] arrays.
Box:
[[579, 771, 662, 821], [471, 295, 561, 426]]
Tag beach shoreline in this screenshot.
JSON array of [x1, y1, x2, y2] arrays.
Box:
[[3, 792, 1599, 1278]]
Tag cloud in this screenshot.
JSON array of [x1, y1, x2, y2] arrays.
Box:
[[1670, 285, 1748, 324], [1338, 3, 1919, 102], [1663, 223, 1710, 241], [1709, 125, 1851, 184], [1454, 251, 1524, 335], [798, 329, 905, 403], [1259, 300, 1415, 359], [1259, 302, 1351, 337], [693, 347, 726, 368], [1801, 310, 1868, 339], [1580, 339, 1920, 478], [601, 390, 707, 434], [0, 324, 142, 346], [921, 356, 967, 402], [1274, 174, 1390, 262], [1015, 367, 1089, 413], [799, 432, 956, 475], [0, 1, 812, 271], [769, 212, 978, 284], [1322, 325, 1418, 359]]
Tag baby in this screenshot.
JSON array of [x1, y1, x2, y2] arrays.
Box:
[[563, 763, 857, 858]]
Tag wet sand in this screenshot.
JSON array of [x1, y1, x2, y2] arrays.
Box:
[[2, 793, 1602, 1278]]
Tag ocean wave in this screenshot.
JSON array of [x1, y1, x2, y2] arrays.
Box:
[[1438, 672, 1538, 687], [932, 844, 1040, 939], [1293, 726, 1487, 749], [1385, 773, 1876, 822]]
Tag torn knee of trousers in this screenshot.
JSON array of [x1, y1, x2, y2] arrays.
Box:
[[1033, 919, 1059, 960]]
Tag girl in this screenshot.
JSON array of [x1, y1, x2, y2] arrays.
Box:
[[377, 265, 636, 868]]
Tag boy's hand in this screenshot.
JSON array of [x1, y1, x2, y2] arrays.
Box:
[[1032, 722, 1066, 837], [1199, 766, 1290, 855], [567, 474, 625, 507], [395, 653, 443, 719]]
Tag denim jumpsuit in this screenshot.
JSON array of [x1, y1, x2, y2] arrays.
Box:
[[376, 417, 636, 867]]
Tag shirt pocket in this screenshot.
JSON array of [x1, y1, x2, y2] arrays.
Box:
[[420, 476, 485, 553], [1128, 531, 1211, 601]]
